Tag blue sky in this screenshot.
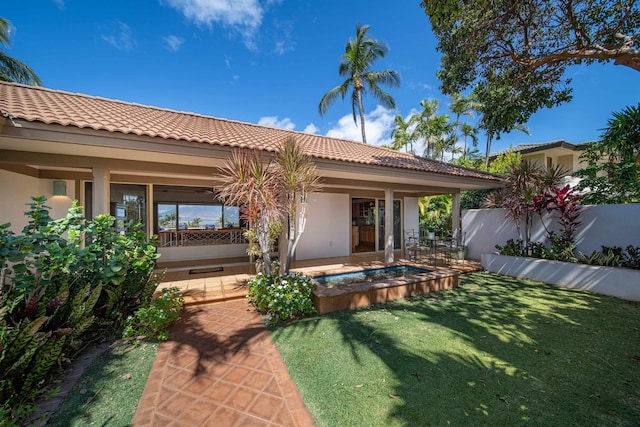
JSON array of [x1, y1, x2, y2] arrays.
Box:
[[3, 1, 638, 154]]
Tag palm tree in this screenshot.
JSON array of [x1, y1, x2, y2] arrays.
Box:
[[318, 24, 400, 144], [0, 17, 41, 85], [390, 114, 415, 152], [460, 123, 478, 151], [413, 99, 452, 159]]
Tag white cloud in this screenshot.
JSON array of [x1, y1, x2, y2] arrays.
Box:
[[162, 35, 185, 52], [303, 123, 319, 134], [271, 18, 295, 55], [258, 116, 295, 130], [53, 0, 65, 9], [162, 0, 273, 49], [101, 21, 135, 51], [326, 105, 396, 146]]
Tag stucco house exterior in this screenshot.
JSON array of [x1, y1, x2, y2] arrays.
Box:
[[490, 140, 590, 187], [0, 82, 503, 265]]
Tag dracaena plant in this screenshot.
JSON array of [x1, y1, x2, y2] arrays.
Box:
[[531, 185, 584, 261]]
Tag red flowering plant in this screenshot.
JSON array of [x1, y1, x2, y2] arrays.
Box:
[[531, 185, 584, 261]]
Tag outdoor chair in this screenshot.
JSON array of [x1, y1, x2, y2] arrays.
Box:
[[403, 229, 420, 261], [437, 230, 467, 265]]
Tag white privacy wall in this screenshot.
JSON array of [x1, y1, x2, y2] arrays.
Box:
[[463, 204, 640, 260], [296, 192, 350, 260], [0, 169, 75, 232]]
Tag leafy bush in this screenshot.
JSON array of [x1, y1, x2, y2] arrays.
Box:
[[0, 197, 161, 424], [496, 239, 525, 256], [123, 286, 183, 341], [624, 245, 640, 269], [579, 245, 640, 270], [247, 273, 317, 323]]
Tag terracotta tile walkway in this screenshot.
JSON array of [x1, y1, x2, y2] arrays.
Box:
[[132, 299, 315, 426]]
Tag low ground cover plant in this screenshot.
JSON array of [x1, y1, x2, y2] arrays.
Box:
[[247, 272, 317, 323], [0, 197, 166, 425], [123, 287, 184, 341]]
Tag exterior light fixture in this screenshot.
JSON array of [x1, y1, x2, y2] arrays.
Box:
[[53, 180, 67, 196]]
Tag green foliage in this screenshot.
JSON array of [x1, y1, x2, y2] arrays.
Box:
[[123, 287, 183, 341], [576, 103, 640, 204], [421, 0, 639, 144], [460, 189, 493, 210], [247, 273, 317, 324], [488, 151, 522, 175], [579, 245, 640, 269], [495, 239, 525, 256], [418, 195, 451, 233], [0, 197, 161, 423]]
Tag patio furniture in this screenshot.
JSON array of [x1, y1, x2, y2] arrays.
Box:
[[403, 229, 420, 261], [434, 230, 467, 265]]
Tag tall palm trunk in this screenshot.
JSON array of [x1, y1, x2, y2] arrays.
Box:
[[484, 132, 493, 170], [356, 88, 367, 144]]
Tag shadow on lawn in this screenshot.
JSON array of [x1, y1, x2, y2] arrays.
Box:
[[273, 272, 640, 425]]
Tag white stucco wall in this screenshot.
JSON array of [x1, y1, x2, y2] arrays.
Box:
[[0, 169, 75, 232], [296, 192, 350, 261], [463, 204, 640, 260], [403, 197, 419, 233]]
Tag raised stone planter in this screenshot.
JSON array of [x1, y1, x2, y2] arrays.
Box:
[[482, 253, 640, 301]]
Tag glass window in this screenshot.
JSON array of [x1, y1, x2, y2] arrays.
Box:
[[110, 183, 147, 233], [223, 206, 240, 228], [158, 204, 177, 230], [178, 205, 222, 229]]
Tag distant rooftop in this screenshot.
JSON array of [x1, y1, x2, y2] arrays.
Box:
[[490, 140, 591, 158]]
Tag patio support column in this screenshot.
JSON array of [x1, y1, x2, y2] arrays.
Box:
[[92, 167, 110, 217], [452, 191, 461, 237], [385, 187, 394, 263]]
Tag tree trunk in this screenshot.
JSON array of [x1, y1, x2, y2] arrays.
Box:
[[484, 133, 493, 170], [256, 217, 272, 275], [356, 89, 367, 144]]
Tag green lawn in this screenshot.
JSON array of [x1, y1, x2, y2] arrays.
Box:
[[269, 272, 640, 426], [46, 342, 158, 427]]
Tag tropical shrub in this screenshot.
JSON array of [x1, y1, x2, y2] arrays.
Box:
[[531, 185, 583, 262], [495, 239, 525, 256], [247, 273, 316, 323], [0, 197, 161, 424], [576, 103, 640, 204], [123, 286, 183, 341], [579, 245, 640, 270]]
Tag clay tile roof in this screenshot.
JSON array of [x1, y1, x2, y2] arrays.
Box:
[[0, 82, 502, 182]]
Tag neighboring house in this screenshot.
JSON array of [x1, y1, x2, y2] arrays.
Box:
[[490, 140, 590, 187], [0, 82, 503, 265]]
